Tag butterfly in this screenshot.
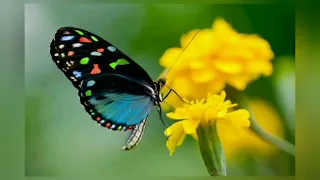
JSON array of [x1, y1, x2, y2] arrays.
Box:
[[49, 27, 191, 150]]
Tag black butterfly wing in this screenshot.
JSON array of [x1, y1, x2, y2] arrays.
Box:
[[49, 27, 156, 131]]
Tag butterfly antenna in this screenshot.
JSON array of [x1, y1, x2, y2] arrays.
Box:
[[162, 29, 200, 78]]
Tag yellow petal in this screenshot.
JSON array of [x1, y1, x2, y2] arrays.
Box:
[[191, 132, 198, 140], [190, 67, 216, 83], [182, 119, 200, 134], [225, 109, 251, 127], [166, 107, 190, 120], [180, 29, 217, 59], [164, 122, 186, 155], [212, 59, 244, 74], [172, 76, 195, 96], [189, 58, 207, 69], [159, 47, 182, 68], [245, 60, 273, 76], [226, 74, 251, 91], [212, 19, 238, 37]]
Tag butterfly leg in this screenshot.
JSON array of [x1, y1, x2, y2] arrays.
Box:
[[162, 88, 191, 104], [157, 105, 168, 129]]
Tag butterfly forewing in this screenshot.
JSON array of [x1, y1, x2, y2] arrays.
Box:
[[50, 26, 154, 89], [50, 27, 156, 131]]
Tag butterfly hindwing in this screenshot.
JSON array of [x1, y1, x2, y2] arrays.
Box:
[[50, 27, 157, 131], [79, 76, 154, 130]]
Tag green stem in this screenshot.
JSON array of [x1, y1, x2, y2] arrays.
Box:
[[239, 95, 296, 157], [197, 122, 227, 176]]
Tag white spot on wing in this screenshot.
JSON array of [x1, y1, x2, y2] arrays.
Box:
[[72, 43, 82, 48], [90, 52, 102, 56], [107, 46, 116, 52], [86, 80, 96, 87]]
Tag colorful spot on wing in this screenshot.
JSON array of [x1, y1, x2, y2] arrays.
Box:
[[107, 46, 116, 52], [85, 90, 92, 96], [97, 48, 104, 53], [75, 30, 84, 35], [54, 53, 59, 57], [91, 64, 101, 74], [106, 123, 111, 128], [96, 117, 101, 121], [89, 109, 93, 112], [72, 43, 82, 48], [72, 71, 82, 78], [68, 51, 75, 56], [59, 44, 64, 49], [109, 58, 130, 69], [80, 57, 89, 64], [79, 37, 92, 43], [90, 51, 102, 56], [86, 80, 95, 87], [118, 126, 122, 130], [61, 36, 75, 41], [60, 53, 65, 58], [91, 36, 98, 42], [111, 124, 116, 129]]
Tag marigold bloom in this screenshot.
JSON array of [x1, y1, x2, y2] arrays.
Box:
[[160, 19, 274, 108], [164, 91, 250, 156]]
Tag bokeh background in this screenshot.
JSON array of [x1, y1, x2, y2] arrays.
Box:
[[25, 4, 295, 176]]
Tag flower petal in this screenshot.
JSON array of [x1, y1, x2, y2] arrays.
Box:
[[166, 107, 190, 120], [164, 122, 186, 156], [191, 67, 216, 83], [159, 47, 182, 68], [182, 119, 200, 134], [212, 59, 244, 74], [225, 109, 251, 127]]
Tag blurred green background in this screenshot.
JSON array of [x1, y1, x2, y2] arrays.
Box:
[[25, 4, 295, 176]]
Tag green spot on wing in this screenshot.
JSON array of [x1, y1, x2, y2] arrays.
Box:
[[109, 58, 130, 69], [85, 90, 92, 96], [80, 57, 89, 65], [91, 36, 98, 42], [75, 30, 84, 35], [61, 53, 65, 58]]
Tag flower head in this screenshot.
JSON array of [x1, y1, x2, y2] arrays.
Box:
[[160, 19, 274, 108], [164, 91, 250, 156]]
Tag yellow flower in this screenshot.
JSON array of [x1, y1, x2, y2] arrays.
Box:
[[160, 19, 274, 108], [164, 91, 250, 156], [219, 98, 285, 160]]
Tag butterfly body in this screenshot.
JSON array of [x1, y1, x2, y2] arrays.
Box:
[[50, 27, 166, 134]]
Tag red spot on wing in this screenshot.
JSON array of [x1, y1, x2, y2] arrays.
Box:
[[97, 48, 104, 53], [68, 51, 75, 56], [96, 117, 101, 121], [106, 123, 111, 128], [79, 37, 92, 43], [90, 64, 101, 74]]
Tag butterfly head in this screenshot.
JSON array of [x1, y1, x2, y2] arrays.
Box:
[[152, 78, 166, 103]]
